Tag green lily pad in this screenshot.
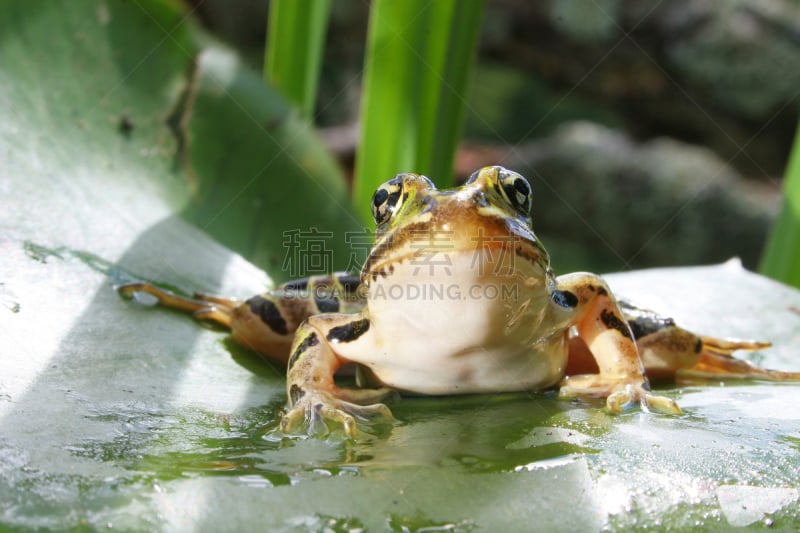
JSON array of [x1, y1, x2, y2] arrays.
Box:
[[3, 257, 800, 531], [2, 1, 800, 531]]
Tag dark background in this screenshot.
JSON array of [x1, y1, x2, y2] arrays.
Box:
[[188, 0, 799, 273]]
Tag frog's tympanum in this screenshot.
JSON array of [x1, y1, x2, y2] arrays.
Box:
[[119, 167, 800, 435]]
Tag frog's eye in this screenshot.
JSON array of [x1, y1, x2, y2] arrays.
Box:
[[497, 169, 532, 217], [371, 173, 435, 226], [371, 177, 403, 226]]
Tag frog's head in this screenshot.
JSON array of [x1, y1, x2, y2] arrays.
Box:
[[363, 166, 548, 280]]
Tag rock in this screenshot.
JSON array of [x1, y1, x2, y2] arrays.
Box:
[[496, 122, 779, 272], [484, 0, 800, 176]]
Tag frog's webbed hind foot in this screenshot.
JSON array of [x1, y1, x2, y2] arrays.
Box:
[[117, 282, 234, 329], [701, 337, 771, 356], [119, 282, 298, 364], [192, 306, 235, 327], [192, 291, 240, 309], [621, 300, 798, 383], [685, 336, 800, 381]]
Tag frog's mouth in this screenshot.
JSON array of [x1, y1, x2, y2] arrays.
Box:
[[363, 192, 547, 282], [363, 227, 545, 283]]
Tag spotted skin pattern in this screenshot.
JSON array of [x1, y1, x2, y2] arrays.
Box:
[[117, 166, 799, 436]]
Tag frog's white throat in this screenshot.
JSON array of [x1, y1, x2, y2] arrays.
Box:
[[359, 251, 563, 394]]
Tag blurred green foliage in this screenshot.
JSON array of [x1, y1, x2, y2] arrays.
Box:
[[266, 0, 484, 224], [352, 0, 484, 223], [265, 0, 331, 121], [761, 123, 800, 288]]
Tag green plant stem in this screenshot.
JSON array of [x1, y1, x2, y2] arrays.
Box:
[[353, 0, 484, 223], [265, 0, 331, 121], [760, 121, 800, 288]]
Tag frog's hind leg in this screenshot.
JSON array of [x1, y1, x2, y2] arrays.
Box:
[[620, 300, 800, 382], [118, 281, 297, 363], [689, 336, 800, 381], [117, 282, 234, 327], [119, 273, 367, 366]]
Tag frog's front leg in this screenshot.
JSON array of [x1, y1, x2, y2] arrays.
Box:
[[556, 273, 681, 414], [280, 314, 395, 436]]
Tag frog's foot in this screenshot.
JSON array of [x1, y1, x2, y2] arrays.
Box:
[[685, 337, 800, 381], [701, 336, 771, 356], [280, 389, 395, 436], [334, 386, 399, 405], [559, 374, 681, 415], [117, 282, 234, 328], [192, 291, 240, 309]]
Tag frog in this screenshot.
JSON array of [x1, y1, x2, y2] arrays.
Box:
[[118, 166, 799, 435]]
